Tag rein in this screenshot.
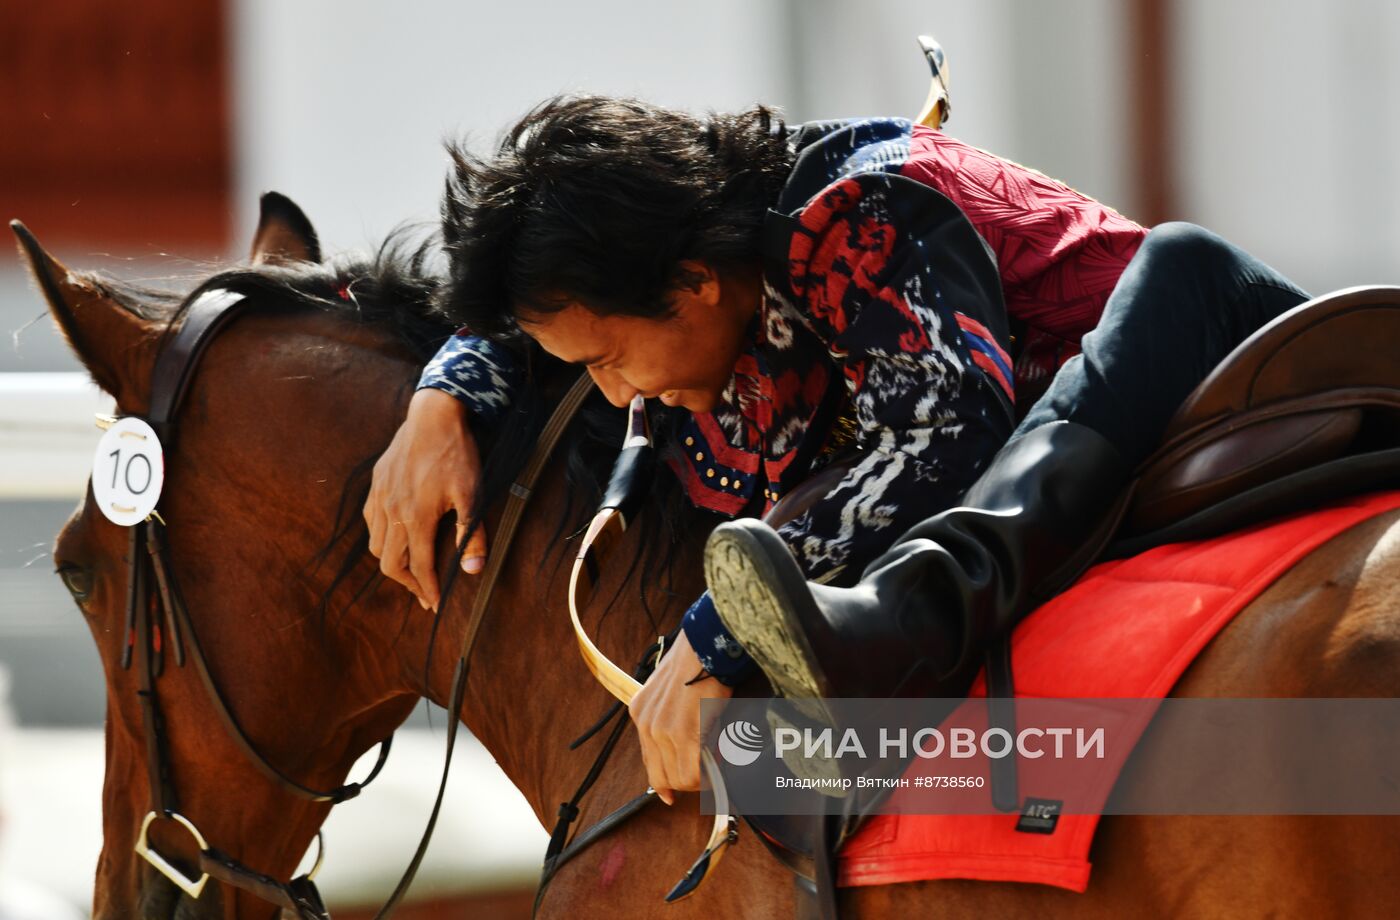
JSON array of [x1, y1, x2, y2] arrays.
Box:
[[370, 370, 596, 917]]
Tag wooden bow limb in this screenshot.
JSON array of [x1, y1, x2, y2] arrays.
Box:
[[567, 395, 739, 900], [916, 33, 952, 129]]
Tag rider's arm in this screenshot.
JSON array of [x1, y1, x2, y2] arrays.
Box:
[[364, 332, 525, 610], [681, 593, 754, 685], [416, 332, 525, 422]]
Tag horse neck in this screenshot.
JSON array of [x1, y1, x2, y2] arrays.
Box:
[[230, 311, 580, 821], [282, 321, 703, 825]]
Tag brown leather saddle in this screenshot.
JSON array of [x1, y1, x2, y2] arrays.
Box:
[[744, 285, 1400, 919], [1113, 284, 1400, 556]]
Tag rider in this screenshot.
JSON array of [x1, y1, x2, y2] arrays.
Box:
[[363, 95, 1309, 802]]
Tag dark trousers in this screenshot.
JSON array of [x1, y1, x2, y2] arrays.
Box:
[[1013, 222, 1311, 466]]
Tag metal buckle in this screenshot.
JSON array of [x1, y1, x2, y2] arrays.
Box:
[[135, 811, 211, 899]]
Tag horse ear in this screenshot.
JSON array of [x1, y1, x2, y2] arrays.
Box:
[[10, 220, 161, 409], [251, 192, 321, 265]]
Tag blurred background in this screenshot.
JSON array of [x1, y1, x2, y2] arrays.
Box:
[[1, 0, 1396, 916]]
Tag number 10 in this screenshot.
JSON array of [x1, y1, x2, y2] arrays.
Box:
[[108, 448, 153, 495]]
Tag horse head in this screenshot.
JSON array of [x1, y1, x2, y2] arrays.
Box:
[[15, 197, 475, 918]]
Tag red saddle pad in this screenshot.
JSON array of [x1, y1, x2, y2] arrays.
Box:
[[838, 489, 1400, 892]]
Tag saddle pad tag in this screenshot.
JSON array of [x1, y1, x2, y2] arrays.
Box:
[[1015, 798, 1063, 834]]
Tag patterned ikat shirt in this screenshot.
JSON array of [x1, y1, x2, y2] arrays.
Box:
[[419, 118, 1147, 684]]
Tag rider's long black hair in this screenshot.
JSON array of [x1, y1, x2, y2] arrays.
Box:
[[437, 94, 793, 334]]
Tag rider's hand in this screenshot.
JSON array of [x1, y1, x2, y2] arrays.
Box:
[[364, 388, 488, 610], [630, 629, 733, 805]]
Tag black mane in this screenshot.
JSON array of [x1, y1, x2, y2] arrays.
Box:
[[97, 228, 459, 360]]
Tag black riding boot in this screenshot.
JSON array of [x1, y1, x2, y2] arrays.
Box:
[[703, 420, 1130, 716]]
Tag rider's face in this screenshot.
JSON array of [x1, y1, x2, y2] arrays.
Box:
[[518, 263, 759, 414]]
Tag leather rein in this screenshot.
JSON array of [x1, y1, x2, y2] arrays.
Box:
[[119, 287, 721, 918]]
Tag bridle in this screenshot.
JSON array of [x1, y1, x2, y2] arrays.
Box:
[[116, 288, 392, 918], [112, 286, 735, 918]]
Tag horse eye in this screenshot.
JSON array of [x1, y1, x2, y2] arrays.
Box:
[[56, 564, 93, 601]]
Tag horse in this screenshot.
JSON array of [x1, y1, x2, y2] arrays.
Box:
[[18, 195, 1400, 920]]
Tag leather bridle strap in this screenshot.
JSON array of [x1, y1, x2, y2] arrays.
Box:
[[535, 791, 655, 917], [201, 845, 329, 919], [146, 518, 393, 802], [561, 395, 740, 902], [147, 289, 250, 436], [131, 289, 595, 915], [373, 372, 596, 919], [133, 522, 176, 813], [462, 373, 598, 668], [134, 287, 393, 802], [532, 635, 669, 918], [128, 287, 389, 918]]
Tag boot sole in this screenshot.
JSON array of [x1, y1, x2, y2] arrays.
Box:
[[704, 523, 839, 727]]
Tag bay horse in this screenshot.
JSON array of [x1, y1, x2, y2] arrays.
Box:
[[18, 196, 1400, 920]]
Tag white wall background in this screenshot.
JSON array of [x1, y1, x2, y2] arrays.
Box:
[[224, 0, 1136, 254], [786, 0, 1134, 212], [230, 0, 795, 254], [232, 0, 1400, 295], [228, 0, 1137, 256], [1178, 0, 1400, 294]]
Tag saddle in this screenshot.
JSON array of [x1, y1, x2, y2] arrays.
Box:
[[744, 285, 1400, 918], [1113, 284, 1400, 556]]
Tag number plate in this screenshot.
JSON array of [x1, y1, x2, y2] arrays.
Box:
[[92, 417, 164, 526]]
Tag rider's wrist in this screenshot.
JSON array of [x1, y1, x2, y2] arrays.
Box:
[[680, 594, 757, 688], [411, 385, 471, 420]]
